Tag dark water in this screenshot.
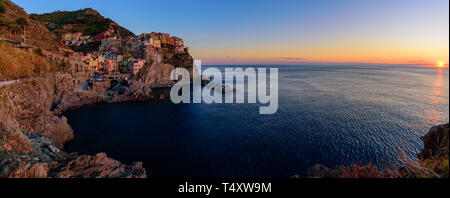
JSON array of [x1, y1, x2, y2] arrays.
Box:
[[65, 65, 449, 178]]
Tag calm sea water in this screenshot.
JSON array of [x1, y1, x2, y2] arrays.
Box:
[[65, 65, 449, 178]]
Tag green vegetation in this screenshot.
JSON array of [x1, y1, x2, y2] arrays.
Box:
[[15, 17, 28, 26], [0, 0, 7, 25], [0, 2, 5, 14], [56, 61, 72, 74], [0, 17, 11, 26], [0, 17, 26, 31], [0, 41, 69, 79], [33, 48, 44, 57], [34, 8, 134, 38]]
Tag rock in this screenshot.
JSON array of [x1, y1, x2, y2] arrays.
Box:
[[161, 46, 193, 74], [134, 62, 175, 85], [418, 123, 449, 159], [307, 164, 343, 178], [134, 45, 194, 86], [7, 163, 49, 178], [54, 153, 147, 178], [0, 128, 32, 153], [48, 144, 60, 154]]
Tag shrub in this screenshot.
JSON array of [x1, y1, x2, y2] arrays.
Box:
[[57, 61, 72, 74], [0, 2, 5, 14], [0, 41, 54, 79], [15, 17, 28, 26], [0, 17, 13, 26], [33, 48, 44, 57]]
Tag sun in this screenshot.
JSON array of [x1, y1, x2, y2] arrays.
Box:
[[438, 61, 445, 67]]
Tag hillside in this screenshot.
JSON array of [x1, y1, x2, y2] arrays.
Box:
[[0, 0, 68, 52], [32, 8, 135, 39]]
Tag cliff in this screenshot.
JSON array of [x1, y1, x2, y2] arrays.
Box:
[[0, 76, 172, 178], [133, 46, 193, 85]]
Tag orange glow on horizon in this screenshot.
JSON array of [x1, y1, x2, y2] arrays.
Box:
[[192, 44, 450, 66]]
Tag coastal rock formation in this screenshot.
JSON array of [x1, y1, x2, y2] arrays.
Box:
[[161, 46, 194, 75], [0, 128, 32, 153], [0, 76, 162, 178], [133, 45, 194, 86], [134, 62, 175, 85], [418, 123, 449, 159], [54, 153, 146, 178], [307, 165, 344, 178], [417, 123, 449, 178], [7, 163, 49, 178], [0, 77, 76, 146]]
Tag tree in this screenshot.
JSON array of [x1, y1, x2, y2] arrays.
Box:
[[57, 61, 72, 74], [0, 0, 5, 14], [16, 17, 28, 26], [0, 4, 5, 14], [33, 48, 44, 57]]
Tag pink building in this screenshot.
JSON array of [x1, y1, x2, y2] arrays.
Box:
[[130, 59, 146, 75], [175, 46, 185, 54], [105, 59, 118, 73]]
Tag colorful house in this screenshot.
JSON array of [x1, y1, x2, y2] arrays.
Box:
[[175, 46, 185, 54], [161, 38, 168, 45], [92, 33, 107, 41], [153, 39, 161, 49], [130, 59, 146, 75], [105, 59, 119, 73], [169, 37, 175, 46]]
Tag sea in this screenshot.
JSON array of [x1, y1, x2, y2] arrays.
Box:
[[65, 65, 449, 178]]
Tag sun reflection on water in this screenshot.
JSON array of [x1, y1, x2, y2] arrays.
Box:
[[424, 68, 447, 126]]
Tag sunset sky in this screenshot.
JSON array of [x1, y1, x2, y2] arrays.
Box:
[[14, 0, 449, 66]]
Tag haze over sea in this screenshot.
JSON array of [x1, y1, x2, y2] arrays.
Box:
[[65, 65, 449, 178]]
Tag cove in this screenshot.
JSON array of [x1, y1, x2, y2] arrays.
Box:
[[64, 65, 449, 178]]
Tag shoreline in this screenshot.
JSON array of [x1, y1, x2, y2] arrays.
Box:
[[0, 75, 448, 178]]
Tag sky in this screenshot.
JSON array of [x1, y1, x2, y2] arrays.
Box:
[[12, 0, 450, 66]]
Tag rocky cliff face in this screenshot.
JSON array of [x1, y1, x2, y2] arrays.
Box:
[[133, 47, 193, 85], [418, 123, 449, 160], [134, 62, 175, 85], [417, 123, 449, 178], [0, 76, 173, 178], [161, 46, 194, 74]]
